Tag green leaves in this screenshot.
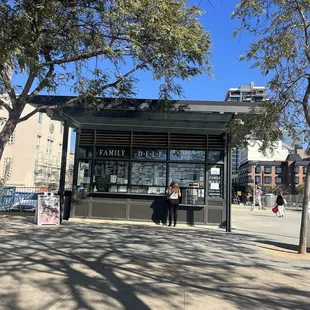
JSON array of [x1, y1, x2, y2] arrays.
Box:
[[0, 0, 212, 106], [233, 0, 310, 152]]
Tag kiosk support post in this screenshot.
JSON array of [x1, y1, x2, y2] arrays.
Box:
[[59, 120, 69, 223]]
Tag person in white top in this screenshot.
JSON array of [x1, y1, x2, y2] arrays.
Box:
[[166, 181, 181, 227]]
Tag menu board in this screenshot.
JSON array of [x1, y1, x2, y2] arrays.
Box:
[[94, 161, 129, 192], [208, 165, 223, 197], [169, 163, 205, 187], [131, 162, 166, 186]]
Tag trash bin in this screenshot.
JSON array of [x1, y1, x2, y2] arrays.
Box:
[[63, 191, 72, 220], [264, 194, 276, 208]]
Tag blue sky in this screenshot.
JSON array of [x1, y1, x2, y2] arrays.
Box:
[[131, 0, 269, 101], [12, 0, 268, 102]]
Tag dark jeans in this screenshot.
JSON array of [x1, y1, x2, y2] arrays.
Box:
[[168, 199, 179, 225]]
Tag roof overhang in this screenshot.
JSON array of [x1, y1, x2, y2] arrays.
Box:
[[29, 96, 254, 134]]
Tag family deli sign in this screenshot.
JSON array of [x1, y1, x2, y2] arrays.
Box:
[[95, 148, 167, 160], [95, 148, 129, 158]]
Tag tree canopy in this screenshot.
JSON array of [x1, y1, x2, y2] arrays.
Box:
[[0, 0, 212, 155], [230, 0, 310, 152]]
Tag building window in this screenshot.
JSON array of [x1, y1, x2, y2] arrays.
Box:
[[255, 176, 261, 183], [38, 112, 43, 123], [7, 132, 15, 145], [294, 177, 299, 184], [247, 166, 252, 173], [303, 167, 308, 174], [276, 177, 283, 184], [264, 176, 272, 184], [2, 158, 13, 181], [303, 177, 306, 183], [47, 139, 53, 153], [255, 166, 261, 174], [294, 167, 299, 174], [264, 167, 272, 174], [276, 167, 283, 174], [60, 123, 63, 134], [229, 97, 240, 101], [248, 176, 252, 183], [36, 136, 41, 149]]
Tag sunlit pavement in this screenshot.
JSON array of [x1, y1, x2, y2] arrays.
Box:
[[0, 211, 309, 310]]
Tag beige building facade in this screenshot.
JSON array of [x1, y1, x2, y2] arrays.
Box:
[[0, 103, 73, 188]]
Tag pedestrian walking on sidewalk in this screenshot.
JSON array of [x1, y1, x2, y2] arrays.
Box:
[[276, 192, 285, 217], [166, 181, 181, 227]]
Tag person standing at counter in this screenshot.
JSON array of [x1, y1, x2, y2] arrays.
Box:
[[166, 182, 181, 227]]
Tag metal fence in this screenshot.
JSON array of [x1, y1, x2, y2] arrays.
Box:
[[283, 194, 304, 209], [0, 186, 71, 212]]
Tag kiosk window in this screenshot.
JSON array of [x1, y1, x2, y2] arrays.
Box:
[[131, 162, 166, 186], [78, 146, 93, 158], [169, 163, 205, 187], [77, 160, 92, 193], [208, 150, 224, 163], [130, 162, 166, 194], [208, 165, 223, 198], [94, 161, 129, 192], [169, 163, 205, 205]]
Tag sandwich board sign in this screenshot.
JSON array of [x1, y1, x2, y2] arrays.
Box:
[[35, 193, 60, 225]]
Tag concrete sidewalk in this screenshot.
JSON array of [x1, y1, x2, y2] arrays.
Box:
[[0, 213, 309, 310]]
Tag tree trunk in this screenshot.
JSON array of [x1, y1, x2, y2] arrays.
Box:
[[0, 114, 20, 161], [298, 163, 310, 254]]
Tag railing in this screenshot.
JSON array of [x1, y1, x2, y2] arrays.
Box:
[[283, 195, 304, 209], [0, 186, 72, 212]]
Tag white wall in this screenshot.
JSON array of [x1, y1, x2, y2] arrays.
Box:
[[240, 140, 289, 165]]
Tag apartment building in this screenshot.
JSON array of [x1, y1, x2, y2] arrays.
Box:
[[0, 104, 72, 188], [225, 82, 268, 187], [224, 81, 267, 103], [239, 153, 309, 193]]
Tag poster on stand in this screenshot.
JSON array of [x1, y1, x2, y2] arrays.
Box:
[[36, 194, 60, 225]]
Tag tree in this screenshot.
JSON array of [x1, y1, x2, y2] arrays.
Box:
[[0, 0, 212, 157], [296, 184, 305, 195], [231, 0, 310, 254]]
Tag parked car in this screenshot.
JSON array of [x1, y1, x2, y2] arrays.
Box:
[[10, 193, 41, 212]]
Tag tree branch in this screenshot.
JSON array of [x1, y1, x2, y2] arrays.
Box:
[[101, 61, 148, 91], [302, 78, 310, 127], [28, 54, 55, 101], [18, 96, 81, 124], [294, 0, 310, 63], [18, 106, 47, 123], [0, 66, 16, 106], [0, 98, 12, 113], [20, 61, 148, 123], [41, 47, 130, 67]]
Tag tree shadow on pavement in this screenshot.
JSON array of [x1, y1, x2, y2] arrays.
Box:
[[0, 217, 310, 310]]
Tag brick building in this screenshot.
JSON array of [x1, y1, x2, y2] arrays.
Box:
[[239, 154, 309, 194]]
